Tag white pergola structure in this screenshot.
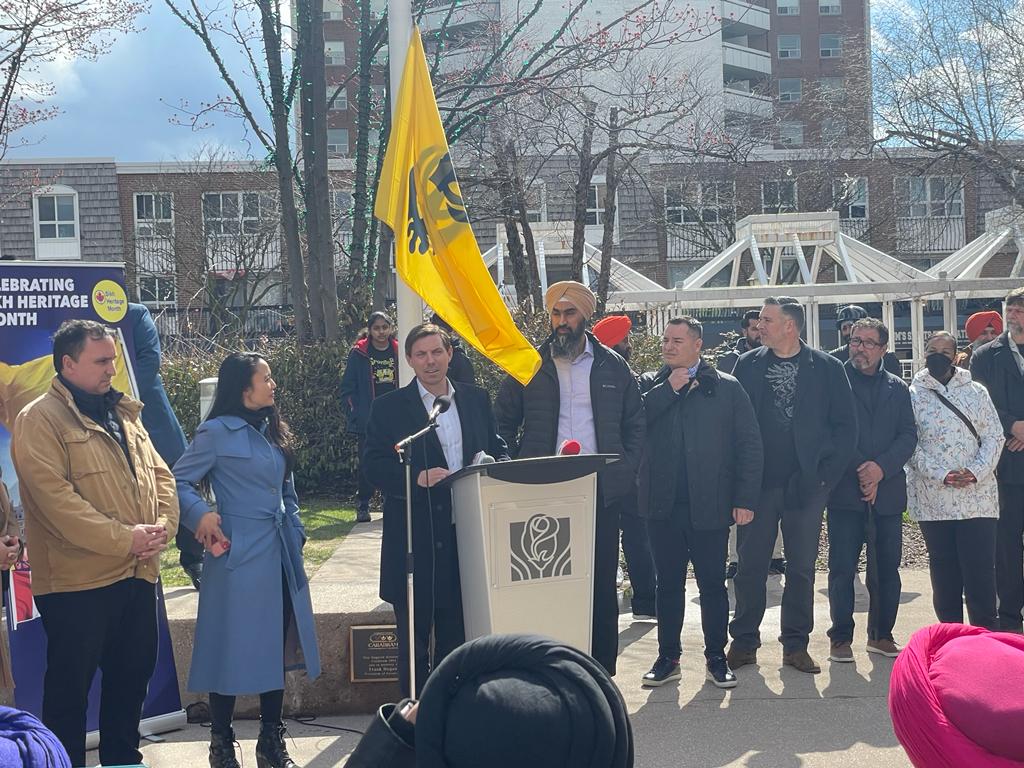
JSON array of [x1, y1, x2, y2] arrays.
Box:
[[607, 212, 1022, 371], [928, 205, 1024, 281]]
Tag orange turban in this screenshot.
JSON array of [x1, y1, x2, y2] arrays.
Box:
[[593, 316, 632, 348], [964, 311, 1002, 343]]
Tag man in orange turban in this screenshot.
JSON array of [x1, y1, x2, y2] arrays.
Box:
[[958, 311, 1003, 367], [593, 315, 633, 362]]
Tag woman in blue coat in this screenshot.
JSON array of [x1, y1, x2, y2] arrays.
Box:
[[174, 353, 320, 768]]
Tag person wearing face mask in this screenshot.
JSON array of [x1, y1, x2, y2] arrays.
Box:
[[907, 331, 1005, 629]]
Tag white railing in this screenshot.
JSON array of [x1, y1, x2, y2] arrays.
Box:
[[895, 216, 965, 253]]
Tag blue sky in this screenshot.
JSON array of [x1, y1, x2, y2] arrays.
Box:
[[14, 2, 272, 162]]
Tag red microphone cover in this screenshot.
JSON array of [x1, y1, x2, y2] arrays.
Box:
[[559, 439, 582, 456]]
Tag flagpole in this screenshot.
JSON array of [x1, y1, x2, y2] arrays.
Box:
[[388, 0, 421, 386]]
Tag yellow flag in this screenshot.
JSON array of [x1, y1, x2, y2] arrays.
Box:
[[374, 28, 541, 386]]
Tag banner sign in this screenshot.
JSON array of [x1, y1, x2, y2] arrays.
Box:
[[0, 261, 184, 738]]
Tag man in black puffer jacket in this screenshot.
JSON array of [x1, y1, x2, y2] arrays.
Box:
[[494, 281, 644, 676], [638, 317, 763, 689]]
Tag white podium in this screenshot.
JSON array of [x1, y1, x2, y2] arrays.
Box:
[[444, 455, 618, 654]]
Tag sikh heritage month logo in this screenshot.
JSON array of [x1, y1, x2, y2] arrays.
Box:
[[91, 280, 128, 322], [406, 148, 469, 256], [510, 513, 572, 582]]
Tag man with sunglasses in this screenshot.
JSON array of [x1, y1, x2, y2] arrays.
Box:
[[826, 318, 918, 663]]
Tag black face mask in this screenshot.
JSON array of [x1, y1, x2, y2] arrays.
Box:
[[926, 352, 953, 380]]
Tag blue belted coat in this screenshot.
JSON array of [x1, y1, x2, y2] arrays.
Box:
[[173, 415, 321, 694]]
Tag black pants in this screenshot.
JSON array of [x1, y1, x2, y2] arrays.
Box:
[[997, 482, 1024, 631], [35, 578, 158, 768], [731, 485, 827, 653], [620, 511, 656, 616], [356, 433, 375, 509], [392, 525, 465, 697], [591, 496, 623, 677], [919, 518, 998, 629], [649, 514, 729, 660], [176, 524, 205, 569], [827, 506, 903, 644]]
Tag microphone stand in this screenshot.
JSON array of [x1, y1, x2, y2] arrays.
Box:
[[394, 417, 441, 696]]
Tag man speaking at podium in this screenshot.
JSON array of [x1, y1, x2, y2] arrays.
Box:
[[495, 281, 645, 676], [363, 322, 508, 696]]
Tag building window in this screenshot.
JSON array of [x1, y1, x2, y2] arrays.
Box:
[[665, 181, 733, 224], [777, 0, 799, 14], [139, 274, 177, 307], [328, 90, 348, 112], [323, 0, 344, 19], [778, 35, 802, 59], [834, 177, 867, 219], [135, 193, 173, 238], [203, 192, 277, 235], [585, 184, 605, 226], [822, 116, 846, 142], [762, 180, 798, 213], [779, 78, 802, 103], [819, 0, 841, 13], [525, 184, 547, 223], [896, 176, 964, 218], [327, 128, 349, 157], [36, 191, 77, 239], [325, 41, 345, 66], [820, 34, 841, 58], [779, 121, 804, 147]]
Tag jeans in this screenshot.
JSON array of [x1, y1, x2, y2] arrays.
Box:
[[621, 512, 656, 616], [730, 485, 828, 653], [649, 514, 730, 659], [919, 518, 998, 629], [827, 506, 903, 643], [997, 482, 1024, 631], [35, 579, 158, 768]]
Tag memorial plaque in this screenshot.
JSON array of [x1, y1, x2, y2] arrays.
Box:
[[349, 625, 400, 683]]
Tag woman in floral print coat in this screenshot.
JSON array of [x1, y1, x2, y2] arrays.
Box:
[[907, 331, 1005, 629]]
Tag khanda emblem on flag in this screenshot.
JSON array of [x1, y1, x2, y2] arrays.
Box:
[[406, 148, 468, 256]]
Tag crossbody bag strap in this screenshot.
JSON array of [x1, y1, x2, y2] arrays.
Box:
[[932, 390, 981, 446]]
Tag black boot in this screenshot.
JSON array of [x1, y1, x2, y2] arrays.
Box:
[[209, 729, 240, 768], [256, 722, 300, 768]]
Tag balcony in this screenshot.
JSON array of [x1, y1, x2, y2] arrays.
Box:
[[134, 235, 175, 273], [724, 87, 772, 117], [896, 217, 966, 254], [839, 218, 870, 241], [667, 223, 733, 260], [721, 0, 770, 35], [205, 233, 282, 275], [722, 42, 772, 81]]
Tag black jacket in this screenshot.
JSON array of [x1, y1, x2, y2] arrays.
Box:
[[448, 341, 477, 386], [638, 362, 763, 528], [971, 332, 1024, 485], [830, 343, 903, 378], [494, 332, 645, 504], [340, 337, 400, 434], [829, 361, 917, 515], [717, 337, 757, 375], [734, 342, 858, 504], [363, 380, 508, 604]]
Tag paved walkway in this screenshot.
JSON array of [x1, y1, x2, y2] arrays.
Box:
[[118, 523, 932, 767]]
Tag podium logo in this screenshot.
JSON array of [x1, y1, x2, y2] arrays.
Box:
[[510, 514, 572, 581]]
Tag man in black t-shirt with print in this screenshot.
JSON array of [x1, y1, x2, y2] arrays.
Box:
[[728, 297, 858, 674]]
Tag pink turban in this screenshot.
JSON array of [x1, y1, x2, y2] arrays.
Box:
[[889, 623, 1024, 767]]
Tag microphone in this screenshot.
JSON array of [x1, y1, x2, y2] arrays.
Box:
[[427, 395, 452, 423], [559, 439, 582, 456]]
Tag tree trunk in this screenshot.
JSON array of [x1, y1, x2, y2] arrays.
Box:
[[570, 99, 597, 282], [596, 107, 619, 314], [491, 134, 533, 305], [506, 140, 542, 308], [373, 229, 393, 309], [256, 0, 310, 342]]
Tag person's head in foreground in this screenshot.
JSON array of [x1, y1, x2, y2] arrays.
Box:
[[889, 623, 1024, 767]]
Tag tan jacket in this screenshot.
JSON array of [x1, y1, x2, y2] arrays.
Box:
[[0, 469, 18, 689], [10, 378, 179, 595]]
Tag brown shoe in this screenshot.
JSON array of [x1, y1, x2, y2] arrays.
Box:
[[726, 644, 757, 669], [783, 649, 821, 674], [866, 638, 901, 657], [828, 642, 854, 663]]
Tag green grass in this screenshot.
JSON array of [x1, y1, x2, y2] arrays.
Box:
[[160, 498, 358, 587]]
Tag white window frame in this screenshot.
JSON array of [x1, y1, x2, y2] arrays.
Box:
[[33, 184, 81, 260], [777, 0, 800, 14], [834, 177, 868, 219], [327, 89, 348, 112], [819, 0, 840, 14], [202, 191, 278, 236], [778, 35, 802, 59], [820, 34, 842, 58], [665, 181, 734, 224], [585, 184, 605, 226], [325, 41, 345, 66], [525, 182, 547, 223], [761, 180, 798, 213], [327, 128, 349, 157], [323, 0, 344, 19], [895, 176, 964, 219], [138, 272, 177, 307], [134, 192, 173, 238], [779, 78, 802, 103], [779, 121, 804, 147]]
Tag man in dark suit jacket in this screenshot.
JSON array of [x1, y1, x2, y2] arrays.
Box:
[[363, 323, 508, 696], [827, 319, 917, 663], [728, 297, 858, 674], [971, 287, 1024, 632]]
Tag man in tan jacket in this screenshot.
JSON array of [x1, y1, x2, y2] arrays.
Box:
[[11, 319, 178, 768]]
